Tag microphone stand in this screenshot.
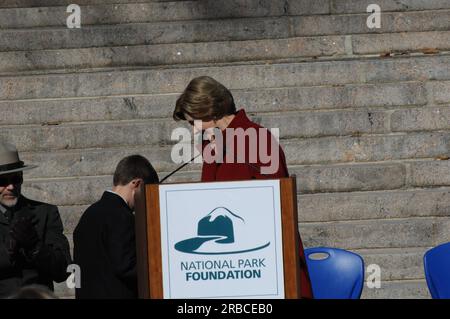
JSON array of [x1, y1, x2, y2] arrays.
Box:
[[159, 129, 269, 184], [159, 154, 201, 184]]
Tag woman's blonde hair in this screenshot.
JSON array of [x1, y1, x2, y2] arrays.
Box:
[[173, 76, 236, 121]]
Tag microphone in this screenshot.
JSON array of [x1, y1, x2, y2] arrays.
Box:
[[159, 129, 274, 184], [159, 154, 201, 184]]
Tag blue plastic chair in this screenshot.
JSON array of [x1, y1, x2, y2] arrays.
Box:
[[424, 242, 450, 299], [305, 247, 365, 299]]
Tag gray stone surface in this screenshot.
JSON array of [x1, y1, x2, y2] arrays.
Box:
[[356, 247, 428, 282], [59, 205, 87, 235], [292, 10, 450, 36], [18, 132, 449, 179], [352, 31, 450, 55], [0, 0, 188, 7], [0, 81, 427, 125], [0, 36, 346, 73], [284, 132, 450, 165], [21, 171, 201, 206], [290, 163, 406, 193], [298, 217, 447, 249], [21, 145, 187, 178], [1, 10, 449, 51], [409, 160, 450, 187], [0, 110, 393, 152], [331, 0, 450, 14], [0, 0, 287, 28], [391, 107, 450, 132], [361, 280, 430, 299], [21, 162, 407, 206], [0, 17, 291, 51], [298, 187, 450, 222], [428, 81, 450, 104], [0, 120, 182, 151], [287, 0, 330, 15], [259, 109, 389, 138], [0, 55, 449, 100]]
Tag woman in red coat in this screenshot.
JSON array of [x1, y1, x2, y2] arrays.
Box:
[[173, 76, 313, 299]]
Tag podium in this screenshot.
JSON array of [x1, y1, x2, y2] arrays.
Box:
[[135, 177, 301, 299]]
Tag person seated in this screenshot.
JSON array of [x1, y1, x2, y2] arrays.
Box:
[[0, 142, 71, 298]]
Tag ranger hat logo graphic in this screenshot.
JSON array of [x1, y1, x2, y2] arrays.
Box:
[[174, 207, 270, 255]]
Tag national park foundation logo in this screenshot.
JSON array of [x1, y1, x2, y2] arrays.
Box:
[[174, 207, 271, 282]]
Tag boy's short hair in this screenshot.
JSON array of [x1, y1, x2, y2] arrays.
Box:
[[113, 155, 159, 186]]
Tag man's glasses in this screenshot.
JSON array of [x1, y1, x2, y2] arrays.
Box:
[[0, 175, 23, 187]]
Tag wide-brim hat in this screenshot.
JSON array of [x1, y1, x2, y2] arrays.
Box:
[[0, 142, 37, 176]]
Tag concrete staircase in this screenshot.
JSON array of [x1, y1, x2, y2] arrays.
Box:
[[0, 0, 449, 298]]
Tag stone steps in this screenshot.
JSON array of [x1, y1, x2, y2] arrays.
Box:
[[0, 0, 185, 8], [1, 110, 393, 149], [3, 0, 450, 29], [299, 217, 450, 250], [0, 36, 346, 73], [2, 0, 450, 13], [1, 10, 449, 52], [355, 247, 429, 282], [13, 131, 449, 179], [2, 105, 449, 151], [0, 0, 287, 28], [1, 55, 449, 100], [0, 17, 291, 51], [330, 0, 450, 14], [0, 81, 432, 125], [20, 159, 450, 206], [297, 187, 450, 222], [361, 280, 430, 299], [1, 31, 449, 73], [292, 10, 450, 37]]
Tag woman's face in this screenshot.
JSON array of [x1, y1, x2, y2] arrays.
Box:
[[184, 114, 216, 133]]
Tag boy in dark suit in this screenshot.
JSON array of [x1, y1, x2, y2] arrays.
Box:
[[73, 155, 158, 299]]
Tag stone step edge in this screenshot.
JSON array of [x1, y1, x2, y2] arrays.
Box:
[[4, 103, 447, 129], [18, 130, 446, 155], [0, 79, 431, 103], [1, 8, 449, 31], [23, 165, 449, 183], [0, 51, 449, 81], [1, 33, 448, 75], [298, 215, 450, 226]]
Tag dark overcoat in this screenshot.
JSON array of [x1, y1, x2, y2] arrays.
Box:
[[0, 196, 71, 297]]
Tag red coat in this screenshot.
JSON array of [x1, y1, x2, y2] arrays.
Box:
[[201, 109, 313, 299]]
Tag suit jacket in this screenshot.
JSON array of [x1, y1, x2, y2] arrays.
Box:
[[73, 191, 137, 299], [0, 196, 71, 297], [201, 109, 314, 299]]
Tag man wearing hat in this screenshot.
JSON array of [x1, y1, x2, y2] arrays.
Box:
[[0, 141, 71, 297]]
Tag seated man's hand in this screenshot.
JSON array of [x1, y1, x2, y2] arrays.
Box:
[[10, 216, 39, 251]]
